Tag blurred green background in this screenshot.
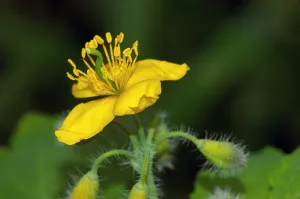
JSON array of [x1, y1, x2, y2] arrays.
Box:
[[0, 0, 299, 198]]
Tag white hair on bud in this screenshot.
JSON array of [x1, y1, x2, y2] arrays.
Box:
[[201, 132, 249, 178], [209, 187, 242, 199]]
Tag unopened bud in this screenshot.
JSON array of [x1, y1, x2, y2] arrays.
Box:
[[68, 171, 99, 199], [197, 137, 248, 176], [128, 182, 148, 199]]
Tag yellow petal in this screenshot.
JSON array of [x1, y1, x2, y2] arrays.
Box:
[[72, 77, 114, 98], [126, 59, 190, 88], [114, 79, 161, 116], [55, 96, 118, 145]]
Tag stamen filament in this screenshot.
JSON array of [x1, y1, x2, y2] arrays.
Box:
[[87, 54, 96, 66]]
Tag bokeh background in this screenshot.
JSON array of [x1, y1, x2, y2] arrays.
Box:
[[0, 0, 299, 199]]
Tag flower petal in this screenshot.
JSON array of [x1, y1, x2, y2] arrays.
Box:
[[72, 76, 115, 98], [126, 59, 190, 88], [114, 79, 162, 116], [55, 96, 118, 145]]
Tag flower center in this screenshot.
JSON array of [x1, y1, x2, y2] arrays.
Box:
[[66, 32, 139, 95]]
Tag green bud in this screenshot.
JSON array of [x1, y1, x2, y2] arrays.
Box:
[[128, 182, 148, 199]]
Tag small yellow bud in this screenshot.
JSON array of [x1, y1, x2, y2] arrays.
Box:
[[68, 171, 99, 199], [128, 182, 148, 199], [197, 137, 248, 176]]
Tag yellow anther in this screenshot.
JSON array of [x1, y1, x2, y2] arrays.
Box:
[[133, 40, 138, 48], [132, 40, 139, 56], [106, 32, 112, 43], [94, 35, 104, 45], [123, 48, 132, 57], [66, 72, 76, 80], [85, 42, 90, 49], [68, 59, 77, 68], [114, 45, 121, 57], [89, 39, 98, 49], [73, 68, 80, 76], [87, 69, 98, 80], [81, 48, 86, 58], [118, 32, 124, 43]]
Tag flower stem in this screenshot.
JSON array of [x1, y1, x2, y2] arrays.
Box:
[[140, 151, 149, 185], [155, 131, 199, 147], [91, 150, 135, 173], [129, 134, 140, 152], [147, 169, 158, 199], [147, 128, 155, 144]]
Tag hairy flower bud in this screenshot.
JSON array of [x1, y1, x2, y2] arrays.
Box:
[[68, 171, 99, 199], [197, 137, 248, 176], [128, 182, 148, 199]]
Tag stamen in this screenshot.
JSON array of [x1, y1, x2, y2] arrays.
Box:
[[68, 59, 79, 76], [109, 42, 115, 67], [101, 44, 112, 69], [67, 59, 77, 68], [94, 35, 104, 45], [118, 32, 124, 43], [123, 48, 132, 57], [114, 45, 121, 57], [85, 42, 90, 49], [83, 59, 95, 71], [81, 48, 86, 59], [87, 54, 96, 66], [89, 39, 98, 49], [106, 32, 112, 43], [66, 72, 76, 81], [132, 41, 139, 56]]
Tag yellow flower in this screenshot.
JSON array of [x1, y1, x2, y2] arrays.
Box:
[[68, 171, 99, 199], [55, 32, 189, 145]]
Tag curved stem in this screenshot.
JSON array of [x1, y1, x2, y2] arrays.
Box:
[[91, 150, 135, 173], [155, 131, 199, 147]]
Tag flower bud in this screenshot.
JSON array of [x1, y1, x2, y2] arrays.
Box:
[[68, 171, 99, 199], [197, 138, 248, 176], [128, 182, 148, 199]]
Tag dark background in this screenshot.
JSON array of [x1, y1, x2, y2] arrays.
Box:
[[0, 0, 299, 198]]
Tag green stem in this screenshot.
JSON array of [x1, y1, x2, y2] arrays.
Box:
[[138, 127, 146, 144], [155, 131, 199, 147], [140, 151, 149, 185], [147, 128, 155, 144], [91, 150, 135, 173], [129, 134, 140, 152], [147, 169, 158, 199]]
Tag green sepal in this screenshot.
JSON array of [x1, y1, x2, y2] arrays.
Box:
[[95, 57, 104, 80], [108, 78, 119, 92]]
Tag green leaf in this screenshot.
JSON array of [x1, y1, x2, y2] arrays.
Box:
[[0, 112, 77, 199], [190, 146, 284, 199], [268, 147, 300, 199]]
